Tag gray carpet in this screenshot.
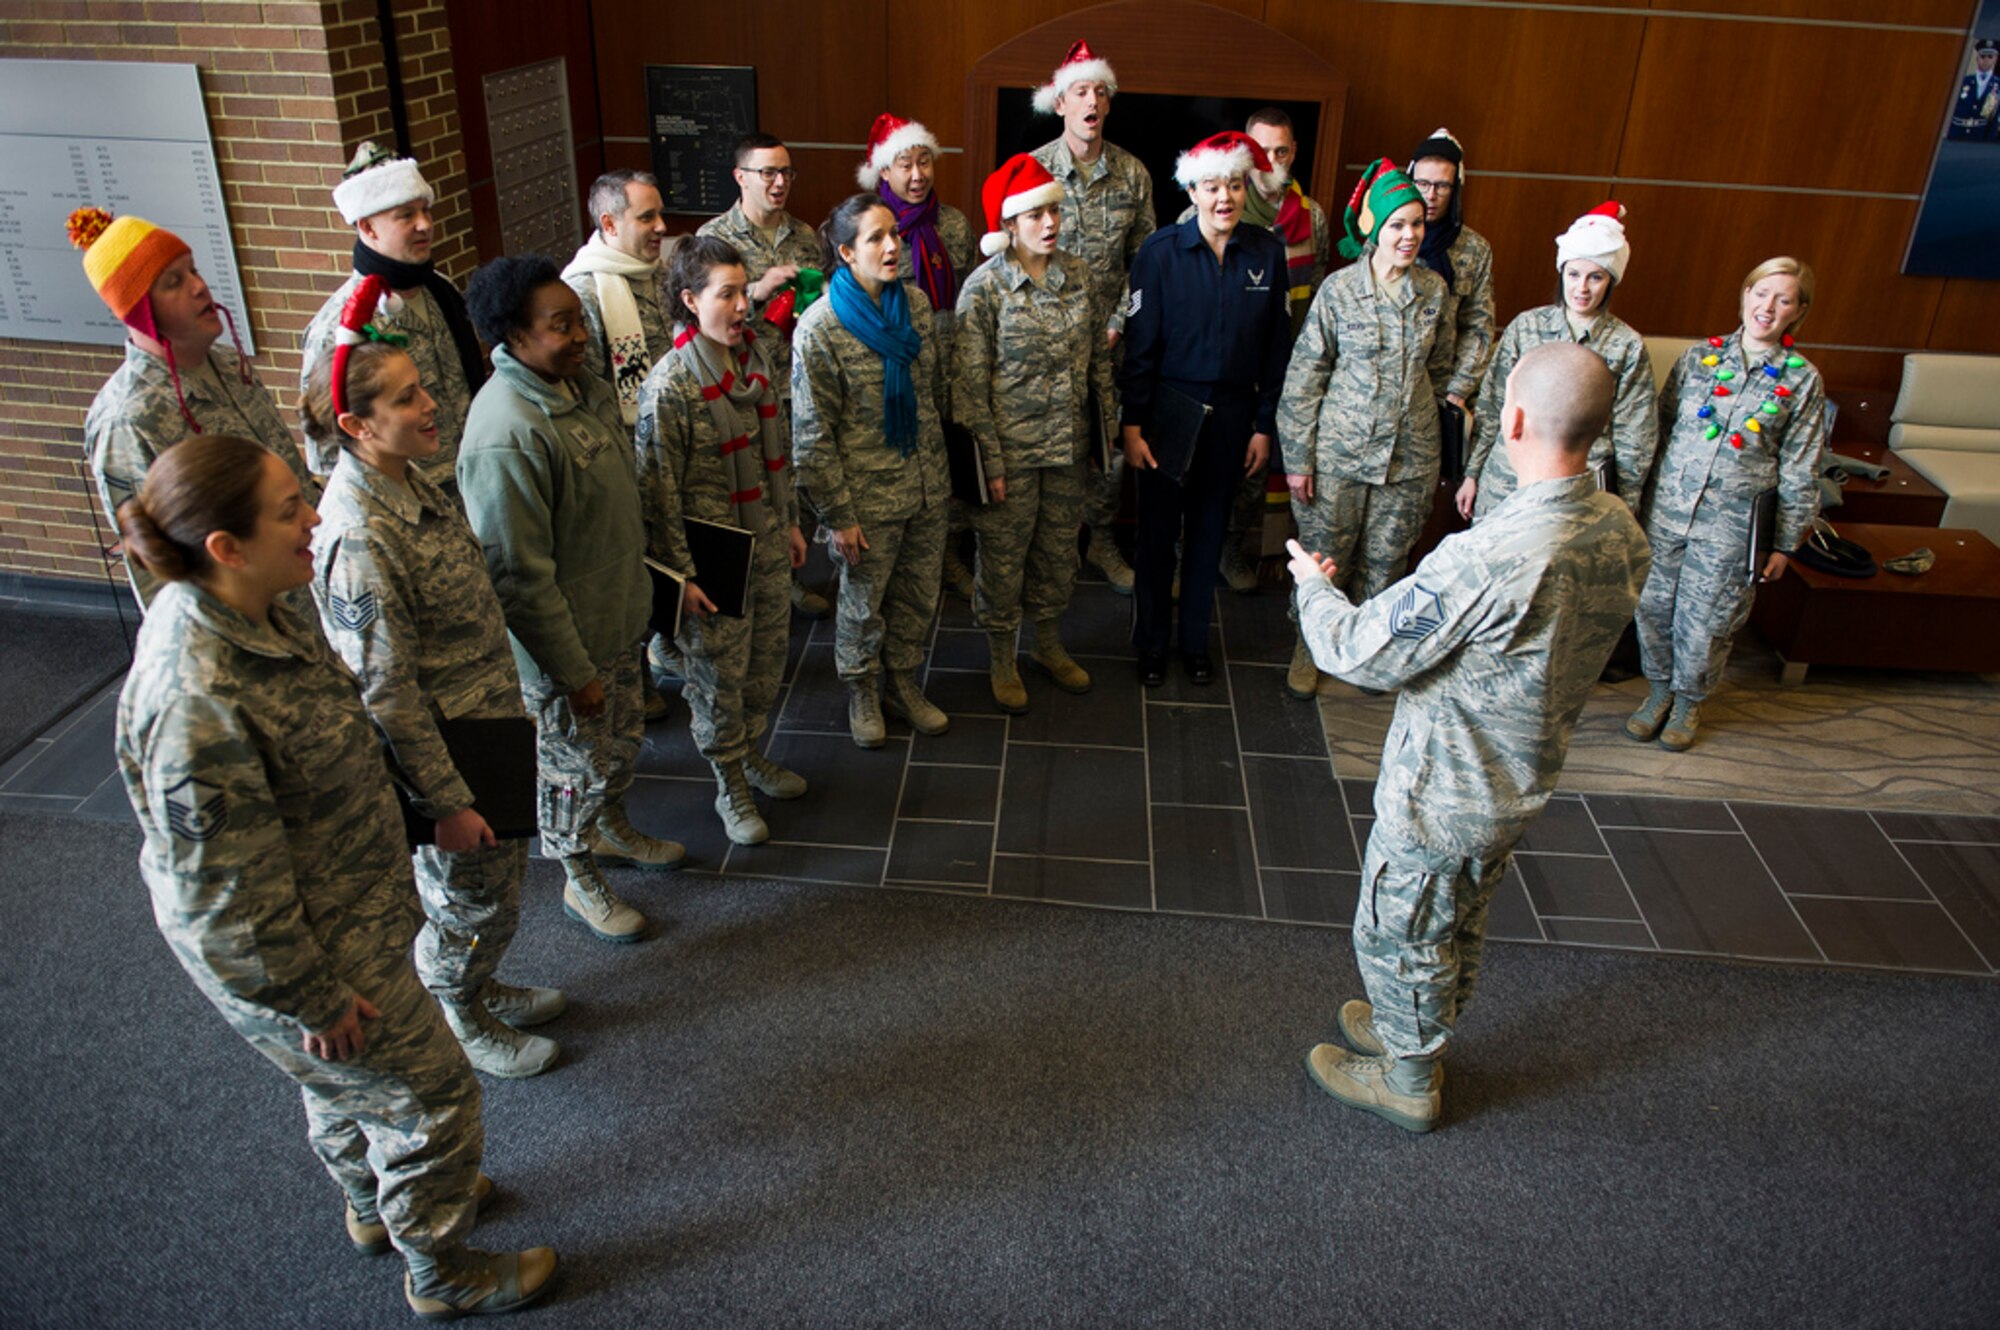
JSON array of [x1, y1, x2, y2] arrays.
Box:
[[0, 606, 132, 767], [3, 810, 1996, 1328]]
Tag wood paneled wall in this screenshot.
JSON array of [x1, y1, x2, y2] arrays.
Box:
[[446, 0, 1993, 389]]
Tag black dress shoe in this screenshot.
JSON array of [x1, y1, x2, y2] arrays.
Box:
[[1183, 651, 1214, 685], [1138, 652, 1168, 688]]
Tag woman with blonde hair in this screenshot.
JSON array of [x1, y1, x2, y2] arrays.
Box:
[[1627, 256, 1827, 750]]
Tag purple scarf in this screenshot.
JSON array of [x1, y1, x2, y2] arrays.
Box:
[[877, 181, 959, 314]]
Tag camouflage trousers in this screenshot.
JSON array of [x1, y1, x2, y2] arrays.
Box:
[[412, 838, 528, 1007], [1634, 528, 1755, 702], [1289, 470, 1437, 619], [1084, 447, 1125, 535], [235, 955, 482, 1257], [833, 502, 947, 680], [1351, 819, 1514, 1062], [968, 459, 1086, 633], [678, 520, 792, 762], [530, 642, 645, 857]]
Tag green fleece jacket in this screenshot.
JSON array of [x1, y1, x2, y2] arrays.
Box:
[[457, 344, 650, 697]]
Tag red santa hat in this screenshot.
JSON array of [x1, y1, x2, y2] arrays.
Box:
[[980, 154, 1065, 257], [1031, 40, 1119, 115], [1173, 131, 1276, 191], [856, 113, 942, 190], [1555, 201, 1631, 284]]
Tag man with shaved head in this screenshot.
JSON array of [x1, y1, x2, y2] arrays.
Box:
[[1287, 341, 1650, 1133]]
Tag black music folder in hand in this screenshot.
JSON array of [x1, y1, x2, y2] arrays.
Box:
[[398, 716, 539, 846], [684, 516, 755, 617], [1438, 399, 1467, 481], [1145, 383, 1212, 485], [944, 418, 991, 507], [1746, 486, 1779, 582], [646, 555, 687, 640]]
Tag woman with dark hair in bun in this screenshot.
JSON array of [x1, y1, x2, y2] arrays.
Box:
[[301, 274, 564, 1080], [457, 254, 681, 946], [791, 193, 953, 749], [634, 236, 809, 846], [113, 434, 557, 1318]]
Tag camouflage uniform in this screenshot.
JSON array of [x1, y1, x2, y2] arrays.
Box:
[[634, 341, 798, 762], [566, 264, 674, 405], [1032, 139, 1157, 537], [1297, 473, 1650, 1060], [1416, 225, 1494, 404], [952, 249, 1115, 631], [302, 276, 474, 500], [1278, 259, 1453, 609], [898, 202, 978, 378], [457, 346, 653, 857], [791, 287, 952, 680], [115, 579, 482, 1258], [1466, 305, 1659, 519], [83, 341, 319, 610], [1636, 335, 1827, 700], [697, 203, 824, 418], [310, 452, 529, 1010]]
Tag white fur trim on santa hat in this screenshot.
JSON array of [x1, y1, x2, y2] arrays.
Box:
[[333, 157, 434, 225], [1031, 58, 1118, 115], [1174, 142, 1253, 189], [980, 178, 1065, 255], [856, 121, 941, 190], [1554, 204, 1630, 284]]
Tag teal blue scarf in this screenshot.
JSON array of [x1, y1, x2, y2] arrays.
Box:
[[827, 266, 921, 457]]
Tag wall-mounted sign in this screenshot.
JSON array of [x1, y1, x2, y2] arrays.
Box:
[[0, 59, 252, 351], [645, 65, 757, 216]]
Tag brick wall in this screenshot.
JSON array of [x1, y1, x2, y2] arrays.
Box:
[[0, 0, 471, 586]]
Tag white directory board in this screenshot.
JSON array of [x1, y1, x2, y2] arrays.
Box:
[[0, 60, 253, 352]]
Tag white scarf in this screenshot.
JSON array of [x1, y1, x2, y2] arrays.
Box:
[[562, 231, 660, 423]]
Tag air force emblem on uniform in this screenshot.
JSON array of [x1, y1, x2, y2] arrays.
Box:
[[164, 775, 227, 843], [1389, 583, 1446, 641], [328, 588, 378, 633]]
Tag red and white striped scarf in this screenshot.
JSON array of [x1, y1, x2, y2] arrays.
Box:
[[671, 325, 792, 531]]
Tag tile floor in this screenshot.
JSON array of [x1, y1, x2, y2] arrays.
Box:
[[7, 568, 1996, 982]]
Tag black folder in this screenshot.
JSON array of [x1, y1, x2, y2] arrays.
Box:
[[1437, 399, 1467, 481], [684, 516, 754, 617], [398, 716, 539, 847], [1145, 383, 1211, 485], [1746, 486, 1779, 582], [646, 555, 687, 640], [943, 418, 990, 506]]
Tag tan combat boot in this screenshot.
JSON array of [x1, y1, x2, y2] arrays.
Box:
[[1218, 541, 1258, 594], [884, 670, 950, 735], [441, 1000, 559, 1079], [482, 979, 566, 1029], [1029, 618, 1091, 693], [1085, 528, 1134, 594], [847, 677, 886, 749], [942, 544, 977, 601], [743, 747, 807, 799], [1337, 998, 1386, 1056], [1286, 633, 1321, 700], [1658, 694, 1702, 751], [1305, 1044, 1442, 1133], [405, 1245, 559, 1320], [1625, 679, 1673, 742], [791, 579, 832, 619], [560, 856, 645, 944], [712, 758, 770, 845], [989, 635, 1029, 714], [592, 800, 686, 871]]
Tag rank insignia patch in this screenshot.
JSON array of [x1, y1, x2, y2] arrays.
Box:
[[164, 775, 227, 843], [1389, 583, 1445, 641]]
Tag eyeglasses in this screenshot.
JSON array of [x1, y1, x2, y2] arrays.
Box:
[[742, 167, 797, 183], [1411, 179, 1455, 195]]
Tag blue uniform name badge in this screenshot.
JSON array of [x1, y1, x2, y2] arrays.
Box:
[[327, 588, 378, 633], [164, 775, 228, 843], [1389, 583, 1446, 641]]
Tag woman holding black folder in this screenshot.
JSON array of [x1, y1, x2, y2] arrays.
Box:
[[112, 434, 559, 1317], [1626, 256, 1827, 751], [634, 236, 810, 846], [302, 275, 563, 1081], [1118, 132, 1293, 686]]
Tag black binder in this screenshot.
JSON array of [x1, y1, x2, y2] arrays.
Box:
[[398, 716, 538, 846], [943, 418, 991, 506], [684, 516, 754, 617], [1746, 487, 1779, 582], [1145, 383, 1211, 485], [1438, 399, 1467, 481]]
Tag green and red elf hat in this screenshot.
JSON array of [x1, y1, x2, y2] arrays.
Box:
[[1337, 158, 1423, 260]]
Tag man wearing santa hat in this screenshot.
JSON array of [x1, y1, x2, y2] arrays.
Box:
[[1031, 39, 1157, 595]]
